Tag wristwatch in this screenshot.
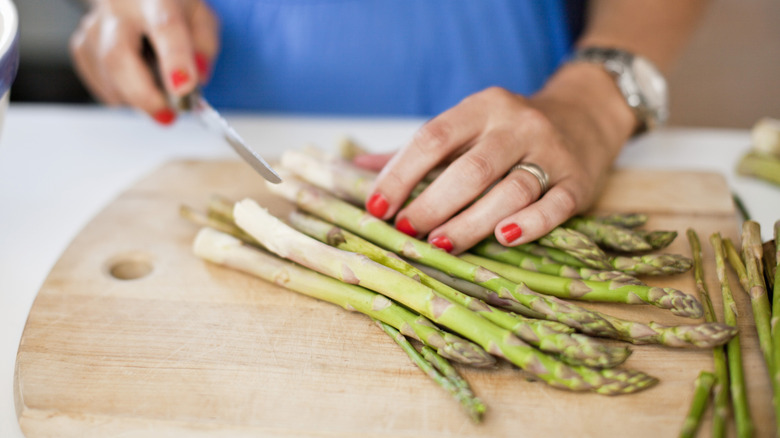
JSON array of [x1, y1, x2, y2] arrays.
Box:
[[571, 47, 669, 133]]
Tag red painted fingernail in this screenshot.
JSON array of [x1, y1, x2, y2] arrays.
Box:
[[152, 108, 176, 125], [501, 223, 523, 243], [194, 52, 209, 79], [396, 218, 417, 237], [366, 193, 389, 218], [430, 236, 454, 252], [170, 69, 190, 89]]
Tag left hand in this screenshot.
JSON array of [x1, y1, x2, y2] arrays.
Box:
[[357, 63, 637, 254]]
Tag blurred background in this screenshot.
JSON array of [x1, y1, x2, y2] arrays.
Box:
[[11, 0, 780, 128]]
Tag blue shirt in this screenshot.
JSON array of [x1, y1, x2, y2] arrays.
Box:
[[203, 0, 572, 116]]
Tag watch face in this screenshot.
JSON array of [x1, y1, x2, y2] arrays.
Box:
[[632, 56, 669, 122]]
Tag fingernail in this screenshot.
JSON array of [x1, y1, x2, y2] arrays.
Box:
[[396, 218, 417, 237], [171, 69, 190, 89], [501, 223, 523, 243], [366, 193, 389, 218], [194, 53, 209, 79], [153, 108, 176, 125], [430, 235, 453, 252]]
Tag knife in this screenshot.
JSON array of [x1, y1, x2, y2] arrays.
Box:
[[183, 91, 282, 184], [142, 40, 282, 184]]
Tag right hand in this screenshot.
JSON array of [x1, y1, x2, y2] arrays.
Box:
[[70, 0, 219, 125]]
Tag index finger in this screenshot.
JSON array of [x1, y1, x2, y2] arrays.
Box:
[[143, 0, 197, 97], [365, 99, 485, 220]]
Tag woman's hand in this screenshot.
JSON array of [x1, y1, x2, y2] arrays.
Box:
[[360, 62, 638, 254], [70, 0, 219, 125]]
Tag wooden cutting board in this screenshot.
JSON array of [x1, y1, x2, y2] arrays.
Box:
[[14, 160, 773, 437]]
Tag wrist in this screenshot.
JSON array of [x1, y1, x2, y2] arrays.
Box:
[[533, 62, 638, 152]]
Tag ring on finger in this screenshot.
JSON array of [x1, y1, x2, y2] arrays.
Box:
[[510, 162, 549, 196]]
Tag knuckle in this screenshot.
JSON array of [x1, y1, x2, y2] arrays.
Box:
[[505, 176, 536, 205], [413, 120, 452, 153], [518, 107, 554, 135], [551, 187, 578, 217], [461, 153, 495, 187]]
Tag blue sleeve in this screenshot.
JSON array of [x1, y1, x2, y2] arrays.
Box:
[[203, 0, 572, 116]]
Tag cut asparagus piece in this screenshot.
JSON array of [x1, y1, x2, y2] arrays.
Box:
[[472, 240, 643, 286], [376, 320, 485, 423], [711, 233, 753, 438], [687, 228, 729, 438], [462, 253, 703, 318], [741, 221, 772, 367], [608, 253, 693, 276], [181, 204, 259, 245], [268, 177, 619, 337], [596, 213, 649, 229], [564, 217, 653, 252], [193, 227, 494, 367], [538, 227, 612, 270], [234, 198, 657, 395], [678, 371, 716, 438], [416, 253, 736, 348], [289, 210, 630, 369]]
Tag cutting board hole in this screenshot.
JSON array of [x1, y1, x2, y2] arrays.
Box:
[[106, 252, 154, 280]]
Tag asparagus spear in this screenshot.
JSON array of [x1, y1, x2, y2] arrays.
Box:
[[267, 176, 619, 337], [414, 258, 737, 348], [711, 233, 753, 438], [538, 227, 612, 270], [338, 136, 369, 161], [608, 253, 693, 276], [736, 151, 780, 186], [516, 243, 589, 268], [635, 230, 678, 250], [193, 227, 494, 367], [281, 148, 376, 205], [520, 242, 693, 276], [764, 238, 777, 292], [564, 217, 653, 252], [772, 221, 780, 438], [597, 213, 648, 228], [472, 240, 643, 286], [687, 229, 729, 438], [419, 344, 486, 420], [289, 210, 630, 369], [462, 253, 703, 318], [234, 198, 657, 395], [724, 238, 750, 293], [376, 320, 486, 423], [741, 221, 772, 367], [181, 204, 259, 245], [678, 371, 716, 438]]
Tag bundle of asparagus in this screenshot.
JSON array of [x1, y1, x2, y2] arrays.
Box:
[[182, 145, 746, 423]]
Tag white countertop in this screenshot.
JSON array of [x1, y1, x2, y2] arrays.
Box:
[[1, 104, 779, 437]]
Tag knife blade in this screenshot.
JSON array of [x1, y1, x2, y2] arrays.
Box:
[[185, 92, 282, 184]]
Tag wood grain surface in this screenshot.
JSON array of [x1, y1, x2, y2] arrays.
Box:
[[14, 161, 773, 437]]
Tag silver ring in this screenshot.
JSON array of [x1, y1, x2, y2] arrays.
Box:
[[510, 163, 549, 195]]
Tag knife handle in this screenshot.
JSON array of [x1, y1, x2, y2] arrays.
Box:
[[141, 38, 193, 112]]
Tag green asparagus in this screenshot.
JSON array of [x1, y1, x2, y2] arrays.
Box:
[[538, 227, 612, 270], [234, 198, 657, 395], [678, 371, 716, 438], [564, 217, 652, 252]]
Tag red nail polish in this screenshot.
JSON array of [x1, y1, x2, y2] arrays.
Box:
[[430, 236, 453, 252], [153, 108, 176, 125], [171, 69, 190, 89], [396, 218, 417, 237], [194, 53, 209, 79], [501, 223, 523, 243], [366, 193, 389, 218]]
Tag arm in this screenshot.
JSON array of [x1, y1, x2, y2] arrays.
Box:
[[362, 0, 709, 254]]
